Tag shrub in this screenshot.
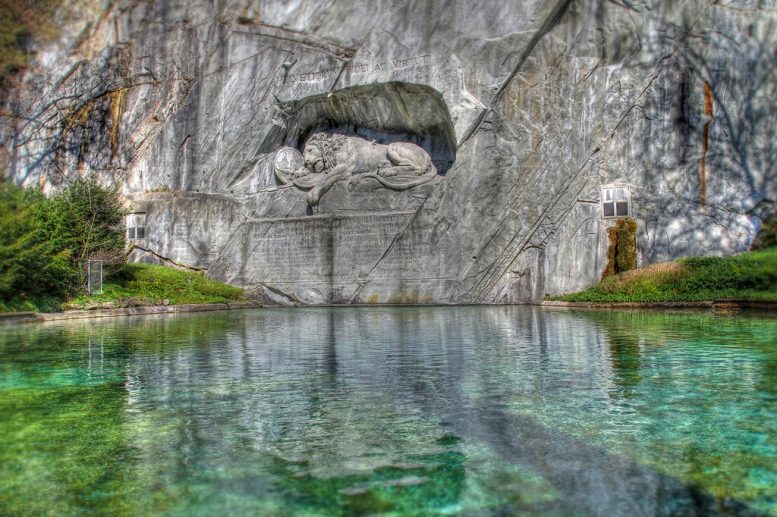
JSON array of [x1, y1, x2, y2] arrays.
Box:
[[0, 176, 126, 307]]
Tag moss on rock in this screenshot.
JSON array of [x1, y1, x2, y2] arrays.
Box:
[[603, 218, 637, 279]]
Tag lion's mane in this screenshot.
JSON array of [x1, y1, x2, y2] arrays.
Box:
[[305, 133, 346, 170]]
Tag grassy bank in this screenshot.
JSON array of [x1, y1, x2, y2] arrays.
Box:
[[556, 247, 777, 303], [1, 263, 246, 314], [62, 263, 245, 311]]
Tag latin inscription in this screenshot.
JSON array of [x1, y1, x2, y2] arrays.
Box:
[[245, 213, 418, 284], [250, 218, 333, 282], [371, 234, 436, 280], [290, 54, 431, 83], [333, 213, 413, 282]]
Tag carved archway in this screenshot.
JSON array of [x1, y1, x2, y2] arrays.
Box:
[[276, 82, 456, 173]]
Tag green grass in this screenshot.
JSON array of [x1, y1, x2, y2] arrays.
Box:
[[63, 263, 245, 310], [556, 247, 777, 303]]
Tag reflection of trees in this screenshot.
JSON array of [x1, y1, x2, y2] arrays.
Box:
[[610, 337, 641, 390], [595, 316, 643, 393], [0, 323, 136, 514], [0, 313, 244, 514], [579, 309, 777, 511]]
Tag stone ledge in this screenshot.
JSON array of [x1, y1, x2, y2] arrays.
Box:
[[10, 298, 775, 325], [541, 300, 777, 311], [0, 312, 39, 325], [225, 301, 265, 310], [37, 301, 265, 322]]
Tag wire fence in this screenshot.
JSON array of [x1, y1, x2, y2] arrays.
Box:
[[87, 259, 103, 295]]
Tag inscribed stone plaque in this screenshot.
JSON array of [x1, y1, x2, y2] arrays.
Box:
[[332, 213, 414, 282], [242, 212, 416, 287], [249, 217, 333, 283], [370, 230, 436, 280]]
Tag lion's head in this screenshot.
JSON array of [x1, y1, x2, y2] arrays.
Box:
[[303, 133, 346, 173]]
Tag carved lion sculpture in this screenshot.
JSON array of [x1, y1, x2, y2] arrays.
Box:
[[274, 132, 438, 206]]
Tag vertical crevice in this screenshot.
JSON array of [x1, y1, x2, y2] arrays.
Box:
[[675, 71, 690, 165], [699, 81, 713, 209]]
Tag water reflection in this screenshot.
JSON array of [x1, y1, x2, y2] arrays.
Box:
[[0, 307, 775, 515]]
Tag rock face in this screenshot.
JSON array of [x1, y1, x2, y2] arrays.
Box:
[[3, 0, 776, 304]]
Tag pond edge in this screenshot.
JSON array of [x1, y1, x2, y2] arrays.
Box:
[[2, 299, 775, 326]]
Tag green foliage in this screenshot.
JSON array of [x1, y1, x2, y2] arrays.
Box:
[[0, 183, 41, 296], [0, 0, 62, 94], [0, 177, 243, 313], [0, 177, 126, 310], [42, 175, 127, 265], [558, 247, 777, 302], [614, 218, 637, 273], [0, 295, 60, 313], [66, 263, 245, 309]]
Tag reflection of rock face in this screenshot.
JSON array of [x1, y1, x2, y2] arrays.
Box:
[[275, 133, 438, 206], [73, 306, 771, 515], [5, 2, 777, 303]]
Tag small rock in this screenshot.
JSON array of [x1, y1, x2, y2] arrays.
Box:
[[339, 486, 369, 496], [384, 476, 428, 487]]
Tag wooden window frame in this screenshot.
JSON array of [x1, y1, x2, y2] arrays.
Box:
[[601, 185, 632, 218]]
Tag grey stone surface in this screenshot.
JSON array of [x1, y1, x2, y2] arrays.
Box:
[[3, 0, 776, 304]]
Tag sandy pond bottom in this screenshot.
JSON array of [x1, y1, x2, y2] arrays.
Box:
[[0, 306, 775, 516]]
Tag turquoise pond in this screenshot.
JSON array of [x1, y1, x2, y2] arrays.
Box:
[[0, 306, 775, 515]]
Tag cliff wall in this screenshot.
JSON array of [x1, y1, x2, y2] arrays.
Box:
[[3, 0, 775, 304]]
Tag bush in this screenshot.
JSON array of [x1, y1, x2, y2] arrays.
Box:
[[0, 176, 126, 308], [751, 212, 777, 251]]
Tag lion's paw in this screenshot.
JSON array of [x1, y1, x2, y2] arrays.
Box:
[[306, 188, 320, 206]]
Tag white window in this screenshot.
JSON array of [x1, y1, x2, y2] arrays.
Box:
[[601, 185, 631, 218], [126, 213, 146, 240]]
